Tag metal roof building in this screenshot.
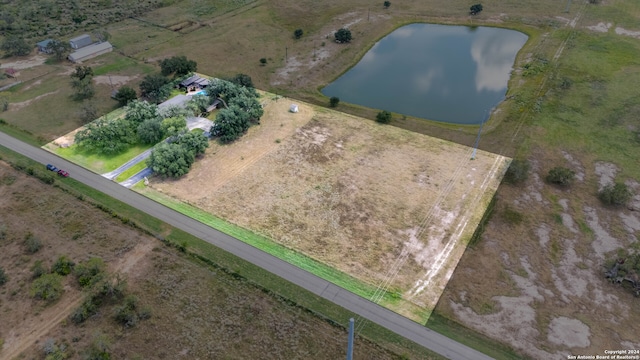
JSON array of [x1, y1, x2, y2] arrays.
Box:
[[69, 34, 93, 49], [68, 42, 113, 63]]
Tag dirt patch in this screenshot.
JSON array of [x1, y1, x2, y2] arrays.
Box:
[[547, 317, 591, 348], [594, 161, 618, 190], [147, 99, 508, 321], [587, 22, 611, 33], [615, 27, 640, 38], [93, 75, 138, 86], [0, 55, 47, 70]]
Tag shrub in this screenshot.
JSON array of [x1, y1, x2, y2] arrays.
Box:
[[31, 274, 64, 302], [24, 232, 42, 253], [384, 1, 391, 8], [0, 224, 5, 240], [599, 182, 632, 206], [43, 338, 68, 360], [546, 166, 575, 186], [114, 295, 139, 328], [75, 258, 106, 287], [259, 58, 267, 65], [504, 159, 530, 184], [294, 29, 303, 39], [71, 297, 98, 324], [32, 260, 47, 279], [329, 96, 340, 107], [334, 28, 352, 43], [86, 333, 111, 360], [52, 255, 75, 276], [0, 267, 7, 286], [376, 110, 392, 124]]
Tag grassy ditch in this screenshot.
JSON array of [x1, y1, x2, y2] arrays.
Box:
[[114, 161, 148, 183]]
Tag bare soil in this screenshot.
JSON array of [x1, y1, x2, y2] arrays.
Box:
[[148, 97, 507, 321], [0, 161, 401, 360]]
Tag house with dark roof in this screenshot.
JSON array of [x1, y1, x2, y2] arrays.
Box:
[[36, 39, 53, 53], [178, 75, 210, 91], [68, 41, 113, 63], [69, 34, 93, 49]]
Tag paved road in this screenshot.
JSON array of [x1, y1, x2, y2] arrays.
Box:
[[0, 132, 494, 360]]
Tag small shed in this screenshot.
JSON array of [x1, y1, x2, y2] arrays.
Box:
[[289, 104, 299, 113], [69, 34, 93, 49], [4, 68, 20, 78], [36, 39, 53, 53], [68, 41, 113, 63]]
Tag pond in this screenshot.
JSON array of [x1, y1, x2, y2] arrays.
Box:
[[321, 24, 528, 124]]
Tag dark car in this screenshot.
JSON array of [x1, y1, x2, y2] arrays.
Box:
[[57, 169, 69, 177], [46, 164, 58, 172]]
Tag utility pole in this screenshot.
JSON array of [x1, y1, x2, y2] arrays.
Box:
[[367, 8, 370, 21], [285, 47, 288, 63], [346, 318, 354, 360], [471, 117, 485, 160]]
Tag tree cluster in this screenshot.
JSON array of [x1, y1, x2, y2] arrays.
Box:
[[1, 36, 31, 57], [46, 39, 71, 61], [159, 55, 197, 77], [208, 78, 263, 143], [376, 110, 392, 124], [599, 182, 632, 206], [70, 65, 95, 101], [146, 131, 209, 178], [470, 4, 483, 15], [139, 73, 170, 104]]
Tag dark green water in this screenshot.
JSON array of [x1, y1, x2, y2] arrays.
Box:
[[321, 24, 527, 124]]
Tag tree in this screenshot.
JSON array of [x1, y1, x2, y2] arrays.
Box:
[[114, 86, 137, 106], [211, 105, 251, 143], [229, 94, 263, 123], [334, 28, 352, 43], [139, 74, 170, 103], [75, 117, 137, 155], [46, 39, 70, 61], [176, 131, 209, 157], [294, 29, 304, 39], [229, 73, 254, 88], [384, 1, 391, 9], [159, 56, 197, 77], [160, 116, 187, 138], [470, 4, 483, 15], [31, 274, 64, 302], [329, 96, 340, 107], [1, 36, 31, 56], [504, 159, 530, 184], [147, 142, 195, 178], [136, 117, 164, 144], [599, 182, 632, 206], [79, 101, 98, 124], [125, 100, 160, 125], [70, 66, 95, 100], [376, 110, 392, 124], [187, 94, 211, 116], [546, 166, 575, 186], [259, 58, 267, 65]]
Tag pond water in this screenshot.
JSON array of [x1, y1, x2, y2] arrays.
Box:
[[321, 24, 527, 124]]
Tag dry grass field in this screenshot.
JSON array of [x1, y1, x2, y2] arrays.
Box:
[[146, 94, 508, 322], [0, 161, 404, 360]]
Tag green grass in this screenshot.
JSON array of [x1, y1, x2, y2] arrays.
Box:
[[140, 187, 402, 304], [115, 161, 148, 182], [53, 143, 152, 174], [93, 53, 156, 76]]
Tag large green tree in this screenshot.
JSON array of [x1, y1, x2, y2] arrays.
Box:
[[159, 56, 197, 77], [176, 131, 209, 157], [125, 100, 160, 125], [139, 74, 170, 104], [46, 39, 71, 61], [160, 116, 188, 138], [75, 117, 136, 154], [114, 86, 137, 106], [211, 105, 251, 143], [70, 66, 95, 100], [147, 142, 195, 178], [334, 28, 352, 43], [136, 117, 164, 144], [1, 36, 31, 56]]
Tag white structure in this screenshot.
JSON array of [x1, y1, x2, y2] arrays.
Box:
[[289, 104, 299, 113], [69, 34, 93, 49], [68, 42, 113, 63]]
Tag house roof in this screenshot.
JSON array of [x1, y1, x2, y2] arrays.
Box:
[[36, 39, 53, 48], [69, 34, 93, 48], [68, 41, 112, 62], [179, 75, 210, 88]]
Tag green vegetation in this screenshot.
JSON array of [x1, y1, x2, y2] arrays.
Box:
[[31, 273, 64, 302], [0, 36, 31, 56], [24, 232, 42, 253], [115, 161, 148, 183], [469, 4, 483, 15], [294, 29, 304, 39], [70, 66, 96, 101], [334, 28, 352, 43], [384, 1, 391, 9], [159, 56, 197, 77], [545, 166, 575, 186], [209, 78, 263, 143], [376, 110, 392, 124], [52, 255, 75, 276], [55, 143, 152, 174], [329, 96, 340, 107], [599, 182, 633, 206], [0, 267, 7, 286], [139, 74, 170, 104], [503, 159, 530, 185], [114, 86, 137, 107], [75, 258, 107, 287]]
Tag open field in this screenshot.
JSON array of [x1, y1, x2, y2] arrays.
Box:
[[0, 159, 416, 360], [2, 0, 640, 358]]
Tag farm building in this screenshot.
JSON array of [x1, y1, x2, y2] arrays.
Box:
[[36, 39, 53, 53], [179, 75, 210, 91], [68, 42, 113, 63], [69, 34, 93, 49]]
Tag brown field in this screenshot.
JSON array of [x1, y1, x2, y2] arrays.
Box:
[[0, 161, 403, 359], [146, 94, 508, 321]]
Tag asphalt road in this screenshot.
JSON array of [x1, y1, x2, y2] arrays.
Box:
[[0, 132, 494, 360]]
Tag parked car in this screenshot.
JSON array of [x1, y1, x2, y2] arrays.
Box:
[[46, 164, 58, 172], [57, 169, 69, 177]]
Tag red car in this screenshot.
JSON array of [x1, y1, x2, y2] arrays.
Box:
[[57, 169, 70, 177]]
